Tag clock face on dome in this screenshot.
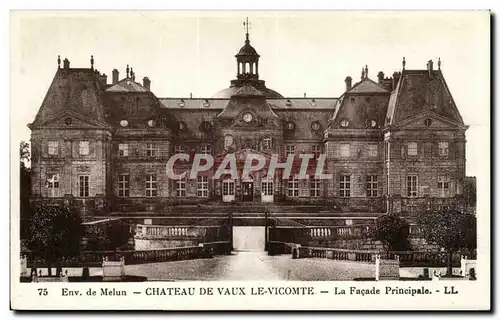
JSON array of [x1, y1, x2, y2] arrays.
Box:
[[243, 112, 253, 123]]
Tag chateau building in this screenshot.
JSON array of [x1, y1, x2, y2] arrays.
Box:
[[28, 28, 468, 218]]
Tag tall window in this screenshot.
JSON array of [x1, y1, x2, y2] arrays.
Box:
[[438, 176, 450, 197], [340, 143, 350, 158], [118, 174, 130, 197], [175, 145, 185, 154], [222, 180, 235, 196], [118, 143, 129, 157], [263, 137, 272, 151], [310, 178, 321, 197], [176, 177, 186, 197], [311, 145, 321, 158], [407, 142, 418, 156], [288, 178, 299, 197], [367, 144, 378, 158], [79, 141, 89, 156], [48, 141, 58, 156], [79, 175, 89, 197], [146, 143, 156, 157], [407, 175, 418, 197], [286, 145, 295, 156], [262, 181, 273, 196], [339, 175, 351, 197], [197, 176, 209, 198], [145, 174, 157, 197], [439, 142, 449, 156], [47, 173, 59, 197], [366, 175, 378, 197], [201, 144, 211, 155]]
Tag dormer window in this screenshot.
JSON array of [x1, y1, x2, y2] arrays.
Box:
[[340, 119, 350, 128], [179, 99, 185, 107], [200, 121, 212, 132], [424, 118, 432, 127], [285, 99, 292, 106], [366, 119, 377, 128], [311, 98, 317, 106], [120, 120, 128, 127], [311, 121, 321, 131], [147, 120, 155, 127], [203, 100, 210, 108], [178, 121, 187, 131], [286, 121, 296, 131]]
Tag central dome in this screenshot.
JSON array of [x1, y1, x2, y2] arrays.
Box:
[[236, 42, 259, 56]]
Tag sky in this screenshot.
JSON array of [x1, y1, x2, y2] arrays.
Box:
[[10, 11, 490, 178]]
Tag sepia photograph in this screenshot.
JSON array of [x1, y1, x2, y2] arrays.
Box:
[[10, 10, 490, 310]]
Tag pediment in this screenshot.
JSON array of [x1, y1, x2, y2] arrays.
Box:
[[32, 109, 110, 129], [390, 111, 467, 130]]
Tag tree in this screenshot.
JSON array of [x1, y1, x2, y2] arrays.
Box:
[[25, 205, 84, 276], [105, 220, 132, 250], [418, 210, 477, 277], [373, 214, 411, 251], [20, 141, 31, 240]]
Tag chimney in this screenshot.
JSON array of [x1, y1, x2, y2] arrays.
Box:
[[112, 69, 119, 84], [427, 60, 434, 77], [345, 76, 352, 91], [99, 73, 107, 85], [377, 71, 385, 84], [130, 68, 135, 81], [143, 77, 151, 90], [304, 93, 306, 98], [190, 93, 193, 99], [63, 58, 70, 69]]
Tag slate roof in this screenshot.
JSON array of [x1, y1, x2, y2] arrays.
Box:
[[105, 78, 149, 93], [31, 68, 106, 126], [216, 85, 278, 119], [212, 86, 283, 98], [385, 70, 464, 125], [348, 78, 389, 94]]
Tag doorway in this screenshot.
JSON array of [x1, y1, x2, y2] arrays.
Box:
[[242, 182, 254, 201], [232, 226, 265, 252]]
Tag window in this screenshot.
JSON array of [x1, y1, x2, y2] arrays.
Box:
[[79, 175, 89, 197], [407, 142, 418, 156], [311, 121, 321, 131], [263, 137, 272, 151], [286, 122, 295, 130], [439, 142, 449, 156], [340, 119, 349, 127], [146, 143, 156, 157], [118, 174, 130, 197], [367, 144, 378, 158], [262, 181, 273, 196], [407, 175, 418, 197], [222, 180, 235, 196], [47, 173, 59, 197], [438, 176, 450, 197], [145, 175, 157, 197], [118, 143, 129, 157], [201, 144, 211, 155], [286, 145, 295, 156], [340, 143, 350, 158], [312, 145, 321, 158], [176, 177, 186, 197], [79, 141, 89, 156], [197, 176, 209, 198], [310, 179, 321, 197], [175, 145, 185, 154], [288, 178, 299, 197], [339, 175, 351, 197], [48, 141, 58, 155], [366, 175, 378, 197]]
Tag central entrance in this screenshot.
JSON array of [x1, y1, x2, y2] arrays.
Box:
[[232, 226, 265, 251], [242, 182, 254, 201]]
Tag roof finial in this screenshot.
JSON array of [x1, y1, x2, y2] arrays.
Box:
[[402, 57, 406, 71], [438, 57, 441, 70], [365, 65, 369, 78], [90, 55, 94, 70], [243, 17, 250, 44], [57, 55, 61, 69], [126, 64, 130, 78], [361, 66, 365, 79], [130, 67, 135, 81]]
